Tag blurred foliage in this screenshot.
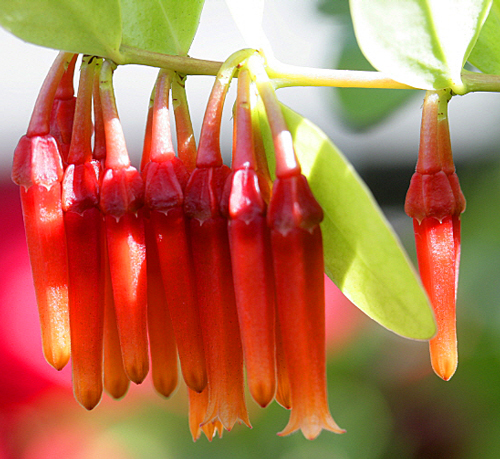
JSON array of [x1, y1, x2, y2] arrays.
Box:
[[317, 0, 417, 131]]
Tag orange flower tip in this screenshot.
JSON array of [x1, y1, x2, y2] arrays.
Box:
[[277, 401, 292, 410], [250, 382, 276, 408], [75, 389, 103, 411], [153, 378, 178, 399], [126, 364, 149, 385], [275, 389, 292, 410], [201, 425, 216, 442], [185, 372, 208, 394], [45, 351, 70, 371], [278, 417, 345, 440], [190, 430, 201, 443], [196, 421, 221, 442], [431, 355, 458, 381], [105, 382, 129, 400]]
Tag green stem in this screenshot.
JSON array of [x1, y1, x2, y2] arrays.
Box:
[[266, 60, 415, 90], [118, 45, 500, 94], [460, 71, 500, 93], [119, 45, 222, 76]]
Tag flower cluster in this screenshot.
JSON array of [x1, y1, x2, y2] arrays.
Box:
[[12, 51, 343, 441]]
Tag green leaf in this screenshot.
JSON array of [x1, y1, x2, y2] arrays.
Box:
[[0, 0, 123, 60], [0, 0, 204, 60], [335, 28, 417, 130], [468, 0, 500, 74], [349, 0, 492, 92], [257, 103, 436, 340], [120, 0, 204, 56]]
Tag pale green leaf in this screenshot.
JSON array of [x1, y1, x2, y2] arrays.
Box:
[[349, 0, 492, 92], [0, 0, 204, 60], [258, 103, 436, 339], [0, 0, 123, 60], [468, 0, 500, 74], [120, 0, 204, 56]]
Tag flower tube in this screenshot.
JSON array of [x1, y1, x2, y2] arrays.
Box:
[[92, 63, 130, 399], [405, 90, 465, 381], [99, 61, 149, 385], [227, 68, 276, 408], [11, 52, 74, 371], [142, 69, 206, 394], [184, 50, 254, 431], [248, 55, 344, 439], [61, 56, 103, 410]]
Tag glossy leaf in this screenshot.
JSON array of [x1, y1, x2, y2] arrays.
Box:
[[0, 0, 204, 60], [468, 0, 500, 74], [258, 103, 436, 339], [349, 0, 492, 92]]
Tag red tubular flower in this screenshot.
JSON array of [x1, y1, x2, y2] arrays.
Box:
[[268, 175, 344, 439], [250, 56, 344, 439], [142, 70, 207, 394], [11, 52, 74, 371], [405, 91, 465, 381], [92, 65, 130, 399], [49, 54, 78, 164], [227, 68, 276, 408], [61, 56, 103, 410], [251, 100, 291, 409], [140, 74, 179, 398], [99, 61, 149, 385], [184, 54, 251, 431]]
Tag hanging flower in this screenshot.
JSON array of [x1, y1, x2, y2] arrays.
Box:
[[405, 90, 466, 381]]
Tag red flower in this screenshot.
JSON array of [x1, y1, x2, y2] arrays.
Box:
[[405, 90, 465, 381]]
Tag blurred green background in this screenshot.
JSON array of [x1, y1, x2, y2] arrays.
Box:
[[2, 0, 500, 458]]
